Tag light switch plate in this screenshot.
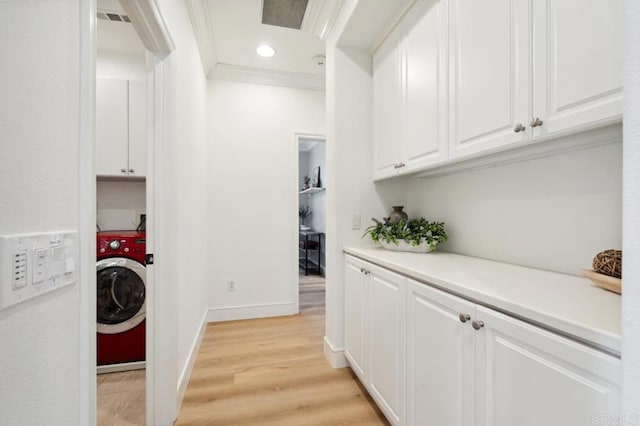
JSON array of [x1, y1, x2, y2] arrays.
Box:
[[0, 231, 78, 311], [352, 213, 362, 230]]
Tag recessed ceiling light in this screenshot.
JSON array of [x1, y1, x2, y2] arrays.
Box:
[[257, 45, 276, 58]]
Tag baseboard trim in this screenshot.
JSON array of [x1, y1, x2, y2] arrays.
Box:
[[324, 336, 349, 368], [206, 302, 297, 323], [177, 310, 208, 410], [96, 361, 145, 375]]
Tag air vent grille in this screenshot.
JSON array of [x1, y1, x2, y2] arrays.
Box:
[[97, 12, 131, 23], [262, 0, 308, 30]]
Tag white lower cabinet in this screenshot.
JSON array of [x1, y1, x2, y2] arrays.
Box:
[[475, 305, 621, 426], [344, 255, 369, 380], [344, 255, 621, 426], [406, 279, 474, 426], [368, 265, 405, 424], [344, 256, 406, 425]]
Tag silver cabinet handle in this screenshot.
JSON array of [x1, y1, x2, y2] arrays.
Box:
[[121, 168, 127, 173], [530, 117, 543, 128], [513, 123, 526, 133], [472, 320, 485, 330], [129, 168, 135, 173], [459, 313, 471, 323]]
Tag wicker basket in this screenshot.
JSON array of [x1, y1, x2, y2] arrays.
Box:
[[592, 249, 622, 279]]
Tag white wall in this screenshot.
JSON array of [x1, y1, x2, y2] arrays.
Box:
[[96, 180, 146, 230], [325, 27, 408, 362], [206, 80, 325, 318], [0, 1, 85, 424], [405, 142, 622, 275], [623, 0, 640, 417], [97, 50, 146, 80], [155, 0, 209, 407]]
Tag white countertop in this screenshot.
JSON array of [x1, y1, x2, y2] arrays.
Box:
[[343, 246, 621, 355]]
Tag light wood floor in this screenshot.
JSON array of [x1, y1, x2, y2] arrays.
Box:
[[176, 275, 388, 425], [97, 369, 145, 425]]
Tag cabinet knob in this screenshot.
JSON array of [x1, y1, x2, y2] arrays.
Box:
[[472, 320, 485, 330], [459, 313, 471, 323], [398, 162, 405, 168], [360, 267, 364, 273], [530, 117, 544, 128], [129, 168, 135, 173], [120, 168, 127, 173], [513, 123, 526, 133], [393, 163, 398, 169]]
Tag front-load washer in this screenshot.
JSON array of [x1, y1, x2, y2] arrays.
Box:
[[96, 231, 146, 372]]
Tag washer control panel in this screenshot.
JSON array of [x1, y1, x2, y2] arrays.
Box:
[[0, 231, 78, 311]]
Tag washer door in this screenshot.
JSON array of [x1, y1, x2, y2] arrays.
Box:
[[97, 257, 146, 334]]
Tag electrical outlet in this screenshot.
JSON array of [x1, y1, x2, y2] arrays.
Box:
[[227, 280, 235, 291]]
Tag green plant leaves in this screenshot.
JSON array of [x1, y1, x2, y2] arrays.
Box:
[[363, 217, 448, 249]]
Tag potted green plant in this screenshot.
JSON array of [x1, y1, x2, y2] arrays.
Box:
[[363, 217, 448, 253], [299, 206, 312, 230]]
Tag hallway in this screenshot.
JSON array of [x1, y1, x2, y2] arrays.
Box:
[[175, 275, 387, 425]]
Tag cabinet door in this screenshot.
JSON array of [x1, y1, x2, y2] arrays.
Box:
[[344, 255, 369, 381], [532, 0, 623, 138], [403, 0, 448, 172], [373, 28, 403, 180], [128, 80, 147, 177], [368, 264, 405, 425], [406, 279, 474, 426], [449, 0, 530, 160], [96, 78, 128, 177], [475, 305, 621, 426]]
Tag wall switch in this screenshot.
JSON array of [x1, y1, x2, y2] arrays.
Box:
[[352, 213, 362, 230], [0, 231, 77, 311], [227, 280, 235, 291]]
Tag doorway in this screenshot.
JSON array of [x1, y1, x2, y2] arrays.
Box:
[[95, 2, 148, 424], [90, 0, 176, 425], [296, 135, 326, 314]]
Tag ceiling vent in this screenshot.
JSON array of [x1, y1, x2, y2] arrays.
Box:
[[262, 0, 309, 30], [97, 12, 131, 23]]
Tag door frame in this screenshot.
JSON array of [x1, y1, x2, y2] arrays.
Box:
[[79, 1, 176, 424], [292, 132, 327, 313]]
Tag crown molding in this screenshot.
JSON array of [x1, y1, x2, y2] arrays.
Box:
[[301, 0, 346, 40], [209, 63, 325, 91], [370, 0, 418, 55], [185, 0, 328, 91], [184, 0, 217, 75], [120, 0, 175, 54]]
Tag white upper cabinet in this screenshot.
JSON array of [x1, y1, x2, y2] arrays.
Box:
[[403, 0, 449, 170], [532, 0, 623, 138], [448, 0, 623, 161], [448, 0, 530, 159], [127, 80, 147, 177], [96, 78, 129, 177], [96, 77, 147, 178], [373, 0, 449, 180], [373, 29, 403, 179]]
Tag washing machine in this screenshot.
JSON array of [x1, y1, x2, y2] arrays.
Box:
[[96, 231, 146, 371]]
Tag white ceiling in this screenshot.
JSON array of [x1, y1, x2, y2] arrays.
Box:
[[186, 0, 344, 90], [298, 138, 324, 152], [209, 0, 325, 76]]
